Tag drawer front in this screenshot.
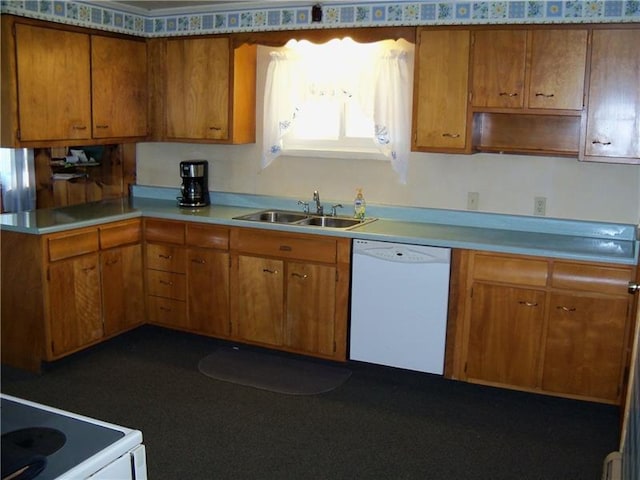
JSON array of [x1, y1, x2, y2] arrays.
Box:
[[48, 229, 99, 262], [473, 253, 548, 287], [145, 219, 185, 244], [233, 228, 337, 263], [146, 270, 186, 300], [147, 296, 186, 326], [99, 219, 142, 249], [146, 244, 186, 273], [552, 262, 633, 295], [186, 223, 229, 250]]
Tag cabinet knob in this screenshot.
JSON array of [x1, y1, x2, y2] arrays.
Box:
[[629, 282, 640, 294], [518, 301, 538, 307], [556, 306, 576, 312]]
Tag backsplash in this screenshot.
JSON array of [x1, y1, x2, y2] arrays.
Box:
[[1, 1, 638, 37]]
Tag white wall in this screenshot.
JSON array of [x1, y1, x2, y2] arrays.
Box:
[[137, 46, 640, 225]]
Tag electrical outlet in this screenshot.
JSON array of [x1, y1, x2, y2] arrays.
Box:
[[534, 196, 547, 216], [467, 192, 479, 211]]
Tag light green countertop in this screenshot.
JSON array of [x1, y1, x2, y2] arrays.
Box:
[[1, 189, 637, 266]]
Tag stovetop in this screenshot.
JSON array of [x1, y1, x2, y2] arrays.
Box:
[[1, 396, 128, 480]]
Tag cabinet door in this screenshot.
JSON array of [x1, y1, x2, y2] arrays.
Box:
[[15, 24, 91, 142], [414, 29, 470, 151], [466, 283, 545, 388], [235, 255, 283, 345], [528, 30, 587, 110], [543, 293, 629, 402], [471, 30, 527, 108], [285, 262, 336, 356], [101, 244, 144, 336], [91, 36, 148, 138], [166, 37, 230, 140], [47, 254, 102, 356], [187, 248, 230, 336], [583, 29, 640, 161]]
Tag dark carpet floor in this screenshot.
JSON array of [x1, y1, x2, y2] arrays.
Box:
[[1, 325, 619, 480]]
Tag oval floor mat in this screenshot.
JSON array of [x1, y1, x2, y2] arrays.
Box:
[[197, 346, 352, 395]]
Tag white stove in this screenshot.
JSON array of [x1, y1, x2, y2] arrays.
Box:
[[1, 394, 147, 480]]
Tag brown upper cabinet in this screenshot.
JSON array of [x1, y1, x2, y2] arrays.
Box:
[[413, 28, 471, 153], [471, 29, 588, 111], [581, 28, 640, 163], [0, 16, 148, 147], [161, 36, 256, 144], [91, 35, 148, 139]]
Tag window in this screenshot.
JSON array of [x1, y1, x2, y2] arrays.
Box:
[[262, 38, 414, 183], [283, 94, 381, 158]]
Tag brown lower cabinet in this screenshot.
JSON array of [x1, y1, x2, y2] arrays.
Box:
[[454, 250, 636, 404], [0, 218, 144, 371], [143, 219, 349, 362]]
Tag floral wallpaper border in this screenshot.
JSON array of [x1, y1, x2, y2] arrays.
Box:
[[1, 1, 638, 37]]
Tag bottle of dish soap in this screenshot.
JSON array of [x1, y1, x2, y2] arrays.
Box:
[[354, 188, 366, 220]]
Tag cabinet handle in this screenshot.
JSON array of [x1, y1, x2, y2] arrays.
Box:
[[159, 254, 173, 259], [442, 133, 461, 138], [518, 301, 538, 307], [82, 266, 96, 272], [629, 282, 640, 294], [96, 124, 109, 129], [159, 306, 172, 312], [105, 259, 118, 266], [291, 273, 308, 279], [591, 140, 612, 146], [534, 92, 555, 98], [72, 125, 87, 130], [159, 280, 174, 286], [263, 268, 278, 274], [498, 92, 518, 97], [279, 245, 292, 252], [191, 258, 206, 264], [209, 126, 222, 131], [556, 306, 576, 312]]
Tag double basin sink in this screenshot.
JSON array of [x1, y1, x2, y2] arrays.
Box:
[[233, 209, 377, 230]]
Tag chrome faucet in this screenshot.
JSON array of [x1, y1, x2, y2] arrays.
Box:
[[313, 190, 323, 215]]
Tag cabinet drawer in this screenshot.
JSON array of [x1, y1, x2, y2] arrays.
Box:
[[233, 228, 337, 263], [186, 223, 229, 249], [48, 229, 99, 262], [552, 262, 633, 295], [99, 219, 142, 249], [146, 270, 186, 300], [144, 219, 185, 244], [146, 244, 186, 273], [473, 254, 548, 287], [147, 296, 186, 326]]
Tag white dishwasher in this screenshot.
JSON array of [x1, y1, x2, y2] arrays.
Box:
[[349, 239, 451, 374]]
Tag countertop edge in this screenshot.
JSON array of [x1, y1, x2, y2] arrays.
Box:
[[1, 195, 637, 266]]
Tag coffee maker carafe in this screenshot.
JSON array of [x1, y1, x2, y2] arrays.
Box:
[[178, 160, 210, 207]]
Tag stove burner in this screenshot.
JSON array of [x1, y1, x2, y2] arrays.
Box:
[[1, 428, 66, 480]]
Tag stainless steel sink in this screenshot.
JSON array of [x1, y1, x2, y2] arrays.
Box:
[[234, 210, 309, 224], [233, 209, 376, 230], [298, 216, 363, 229]]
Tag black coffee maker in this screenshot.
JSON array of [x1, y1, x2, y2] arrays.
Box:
[[178, 160, 210, 207]]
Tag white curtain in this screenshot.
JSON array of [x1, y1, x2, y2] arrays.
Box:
[[0, 148, 35, 213], [262, 39, 414, 183]]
